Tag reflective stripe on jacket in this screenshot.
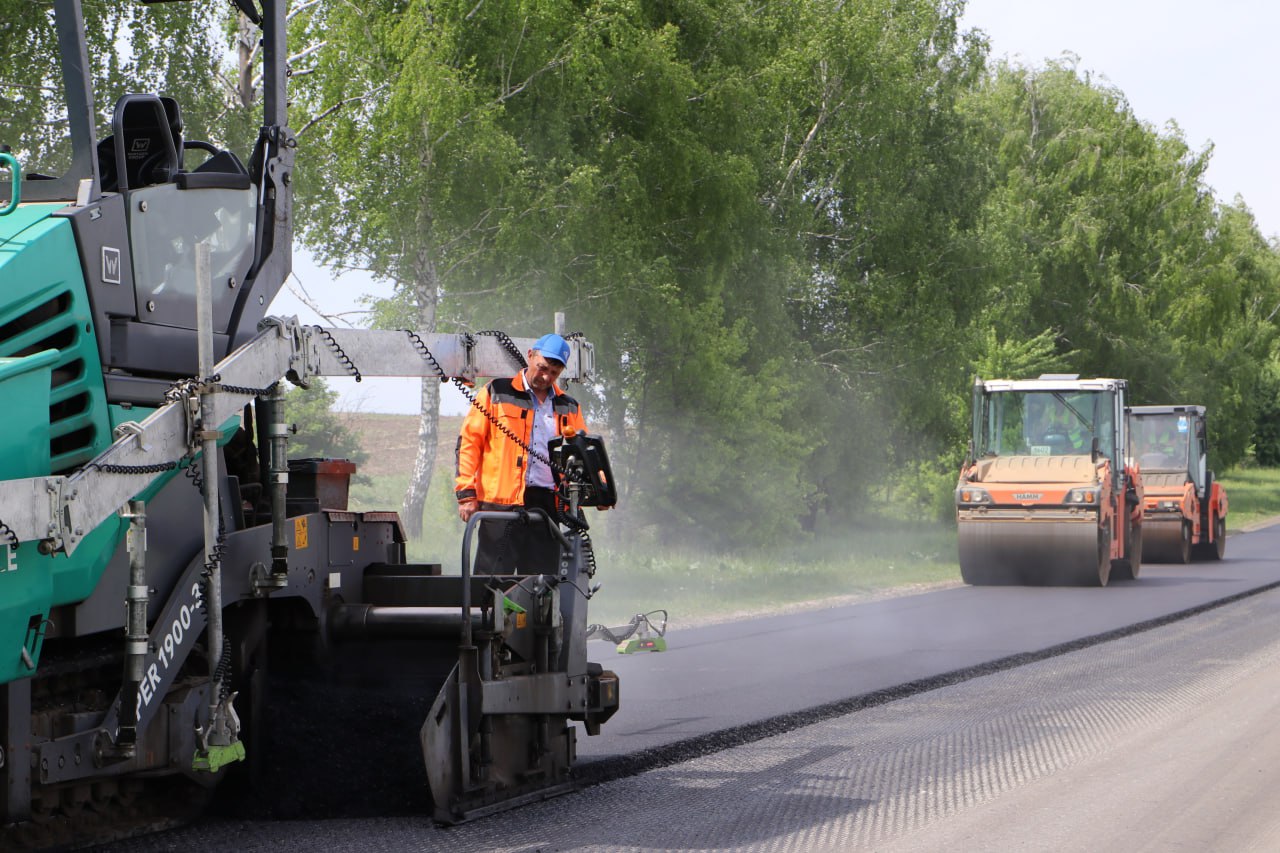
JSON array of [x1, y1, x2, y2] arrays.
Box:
[[454, 369, 587, 508]]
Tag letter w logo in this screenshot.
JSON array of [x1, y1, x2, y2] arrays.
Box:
[[102, 246, 122, 284]]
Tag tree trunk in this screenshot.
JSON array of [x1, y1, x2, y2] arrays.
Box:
[[236, 13, 255, 108], [401, 250, 441, 539]]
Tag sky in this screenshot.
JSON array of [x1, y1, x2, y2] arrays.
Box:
[[959, 0, 1280, 239], [270, 0, 1280, 414], [270, 251, 447, 416]]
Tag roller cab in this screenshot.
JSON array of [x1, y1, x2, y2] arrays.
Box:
[[957, 375, 1143, 586]]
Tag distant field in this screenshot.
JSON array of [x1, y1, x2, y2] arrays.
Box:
[[337, 412, 463, 479]]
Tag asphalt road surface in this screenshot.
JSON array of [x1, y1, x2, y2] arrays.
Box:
[[103, 522, 1280, 852]]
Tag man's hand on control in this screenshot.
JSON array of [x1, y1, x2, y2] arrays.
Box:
[[459, 499, 479, 522]]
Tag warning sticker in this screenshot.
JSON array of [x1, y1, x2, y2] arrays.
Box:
[[294, 516, 308, 550]]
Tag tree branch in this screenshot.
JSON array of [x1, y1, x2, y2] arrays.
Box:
[[772, 60, 846, 212], [284, 273, 368, 327], [298, 84, 390, 137]]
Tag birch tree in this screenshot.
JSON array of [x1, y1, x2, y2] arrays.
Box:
[[289, 0, 544, 537]]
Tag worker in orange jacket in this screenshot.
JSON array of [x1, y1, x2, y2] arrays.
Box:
[[455, 333, 587, 573]]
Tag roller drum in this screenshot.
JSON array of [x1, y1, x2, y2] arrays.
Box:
[[1141, 518, 1190, 564], [958, 517, 1108, 586]]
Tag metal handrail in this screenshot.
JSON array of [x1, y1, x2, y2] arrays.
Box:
[[459, 508, 569, 646], [0, 152, 20, 215]]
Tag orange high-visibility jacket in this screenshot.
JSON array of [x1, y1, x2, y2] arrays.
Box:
[[455, 369, 587, 508]]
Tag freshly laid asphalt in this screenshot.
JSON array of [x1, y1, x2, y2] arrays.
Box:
[[578, 520, 1280, 767], [99, 521, 1280, 851]]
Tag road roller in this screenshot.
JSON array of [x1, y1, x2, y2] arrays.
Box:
[[1129, 406, 1228, 563], [956, 375, 1144, 586]]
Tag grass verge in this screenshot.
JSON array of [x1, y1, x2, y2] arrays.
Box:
[[584, 526, 961, 628], [1217, 467, 1280, 529]]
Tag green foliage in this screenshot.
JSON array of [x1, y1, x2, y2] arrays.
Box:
[[1252, 364, 1280, 467], [768, 0, 989, 528], [30, 1, 1272, 555], [956, 61, 1280, 471], [282, 379, 368, 469], [289, 0, 532, 316], [0, 1, 244, 172], [286, 1, 1280, 545], [884, 457, 965, 525], [970, 328, 1063, 380]]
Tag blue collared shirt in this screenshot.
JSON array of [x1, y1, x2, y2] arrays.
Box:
[[527, 380, 556, 489]]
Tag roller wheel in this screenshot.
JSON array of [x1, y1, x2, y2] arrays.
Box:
[[1111, 518, 1142, 581], [1176, 521, 1191, 564], [1195, 515, 1226, 561], [960, 558, 993, 586], [1093, 526, 1112, 587]]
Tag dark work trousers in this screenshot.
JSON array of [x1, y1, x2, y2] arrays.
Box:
[[474, 486, 562, 574]]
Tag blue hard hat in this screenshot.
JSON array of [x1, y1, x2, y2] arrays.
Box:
[[533, 333, 571, 365]]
